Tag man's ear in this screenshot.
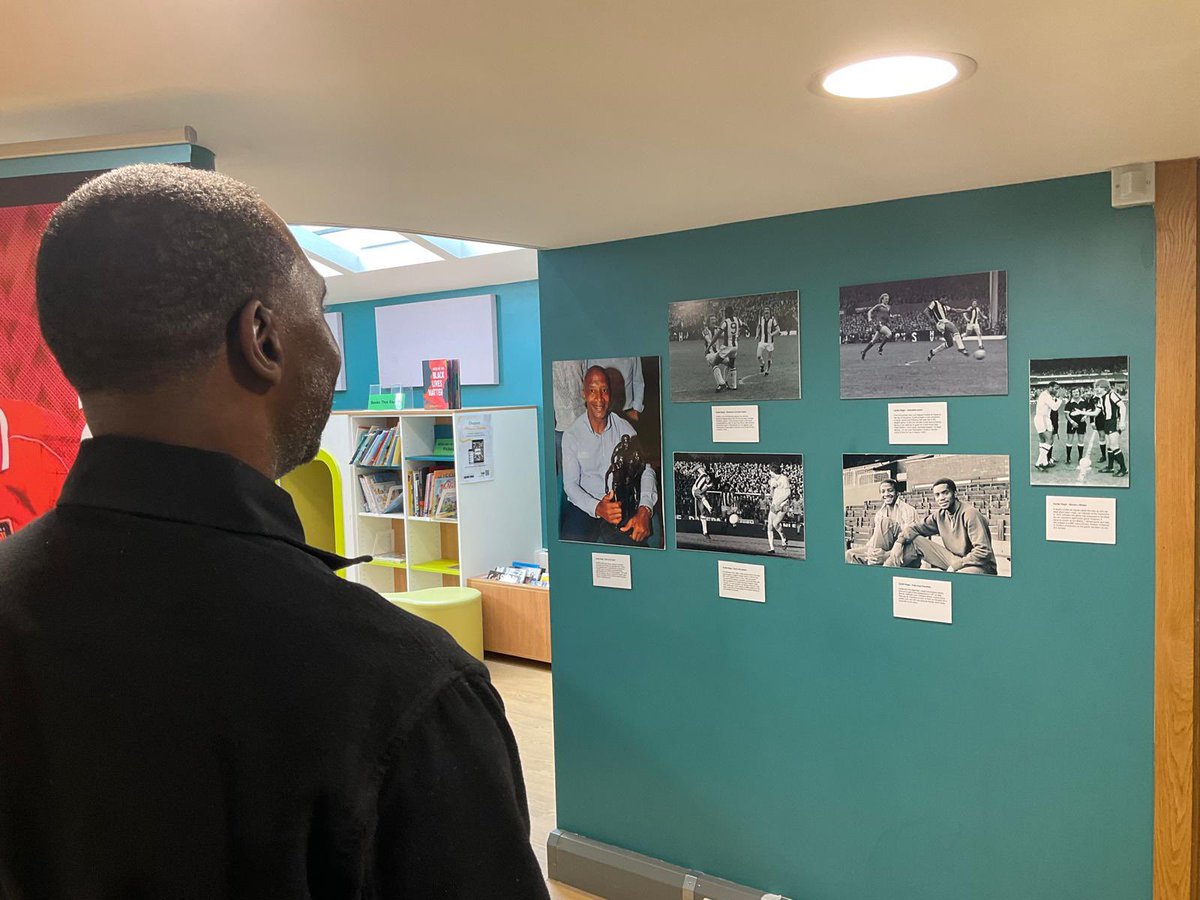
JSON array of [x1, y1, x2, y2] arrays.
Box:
[[234, 299, 284, 386]]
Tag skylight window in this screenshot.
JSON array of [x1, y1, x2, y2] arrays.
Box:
[[306, 257, 342, 278], [289, 224, 524, 278]]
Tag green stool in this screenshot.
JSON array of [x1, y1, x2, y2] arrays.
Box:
[[382, 587, 484, 660]]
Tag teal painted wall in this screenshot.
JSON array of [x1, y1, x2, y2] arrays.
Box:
[[538, 173, 1154, 900], [328, 280, 545, 542]]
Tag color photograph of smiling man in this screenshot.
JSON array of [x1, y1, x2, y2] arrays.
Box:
[[554, 357, 664, 549]]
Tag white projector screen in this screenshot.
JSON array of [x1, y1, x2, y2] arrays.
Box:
[[374, 294, 499, 387]]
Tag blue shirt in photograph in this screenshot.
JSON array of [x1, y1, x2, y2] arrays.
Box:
[[561, 411, 658, 517]]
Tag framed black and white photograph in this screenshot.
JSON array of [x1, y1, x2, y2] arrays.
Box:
[[843, 453, 1011, 577], [554, 357, 664, 549], [839, 270, 1007, 399], [673, 452, 805, 559], [1029, 356, 1129, 488], [667, 291, 800, 402]]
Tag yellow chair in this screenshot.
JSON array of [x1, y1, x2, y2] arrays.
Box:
[[278, 449, 347, 576], [382, 587, 484, 660]]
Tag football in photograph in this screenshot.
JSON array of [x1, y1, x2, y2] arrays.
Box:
[[839, 271, 1007, 399], [668, 291, 800, 402], [1029, 356, 1129, 488], [674, 452, 805, 559], [553, 357, 665, 549], [843, 453, 1011, 577]]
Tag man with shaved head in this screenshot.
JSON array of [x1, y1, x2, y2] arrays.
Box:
[[0, 165, 547, 899]]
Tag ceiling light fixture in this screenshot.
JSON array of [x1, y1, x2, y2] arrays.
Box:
[[814, 53, 976, 99]]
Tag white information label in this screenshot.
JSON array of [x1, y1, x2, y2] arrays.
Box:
[[711, 405, 760, 443], [717, 560, 766, 603], [591, 553, 632, 590], [892, 576, 952, 624], [1045, 495, 1117, 544], [888, 402, 949, 445]]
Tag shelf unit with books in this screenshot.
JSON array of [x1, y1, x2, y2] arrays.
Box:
[[342, 413, 407, 593], [328, 406, 541, 597]]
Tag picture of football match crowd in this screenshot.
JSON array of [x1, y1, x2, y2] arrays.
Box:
[[673, 453, 805, 559], [839, 304, 1008, 344], [669, 297, 798, 341], [675, 459, 804, 527]]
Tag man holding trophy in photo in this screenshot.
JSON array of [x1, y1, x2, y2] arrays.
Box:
[[560, 366, 659, 546]]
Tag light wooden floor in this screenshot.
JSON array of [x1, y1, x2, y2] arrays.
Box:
[[485, 655, 602, 900]]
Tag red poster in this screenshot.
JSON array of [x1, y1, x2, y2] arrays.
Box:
[[0, 202, 83, 539]]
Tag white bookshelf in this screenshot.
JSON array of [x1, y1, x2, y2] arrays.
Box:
[[324, 406, 542, 597]]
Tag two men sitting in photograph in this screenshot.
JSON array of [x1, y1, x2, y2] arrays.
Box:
[[846, 478, 998, 576]]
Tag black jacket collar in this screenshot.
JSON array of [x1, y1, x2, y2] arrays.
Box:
[[59, 436, 365, 570]]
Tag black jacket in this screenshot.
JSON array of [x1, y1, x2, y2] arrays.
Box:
[[0, 436, 549, 899]]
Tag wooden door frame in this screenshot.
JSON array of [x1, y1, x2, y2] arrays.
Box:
[[1154, 156, 1200, 900]]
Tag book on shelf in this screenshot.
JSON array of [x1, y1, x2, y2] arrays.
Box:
[[352, 424, 403, 466], [428, 470, 454, 516], [408, 465, 455, 518], [382, 485, 405, 515], [422, 359, 461, 410], [359, 471, 403, 514], [433, 484, 457, 520], [350, 426, 374, 462], [365, 428, 388, 464]]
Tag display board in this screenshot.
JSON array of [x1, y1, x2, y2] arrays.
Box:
[[0, 144, 212, 540], [374, 293, 499, 387], [538, 172, 1155, 900]]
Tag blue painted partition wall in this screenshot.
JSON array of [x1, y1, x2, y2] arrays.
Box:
[[328, 280, 541, 412], [537, 173, 1155, 900]]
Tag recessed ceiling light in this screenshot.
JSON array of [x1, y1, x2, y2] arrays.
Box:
[[814, 53, 976, 99]]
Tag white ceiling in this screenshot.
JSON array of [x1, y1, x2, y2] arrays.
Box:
[[3, 0, 1197, 249]]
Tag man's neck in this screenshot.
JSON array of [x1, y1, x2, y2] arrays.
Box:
[[82, 386, 277, 479], [587, 412, 610, 435]]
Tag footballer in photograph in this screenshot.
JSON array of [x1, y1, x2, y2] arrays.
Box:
[[839, 270, 1007, 399], [668, 291, 800, 402], [1029, 356, 1129, 487], [673, 452, 805, 559]]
